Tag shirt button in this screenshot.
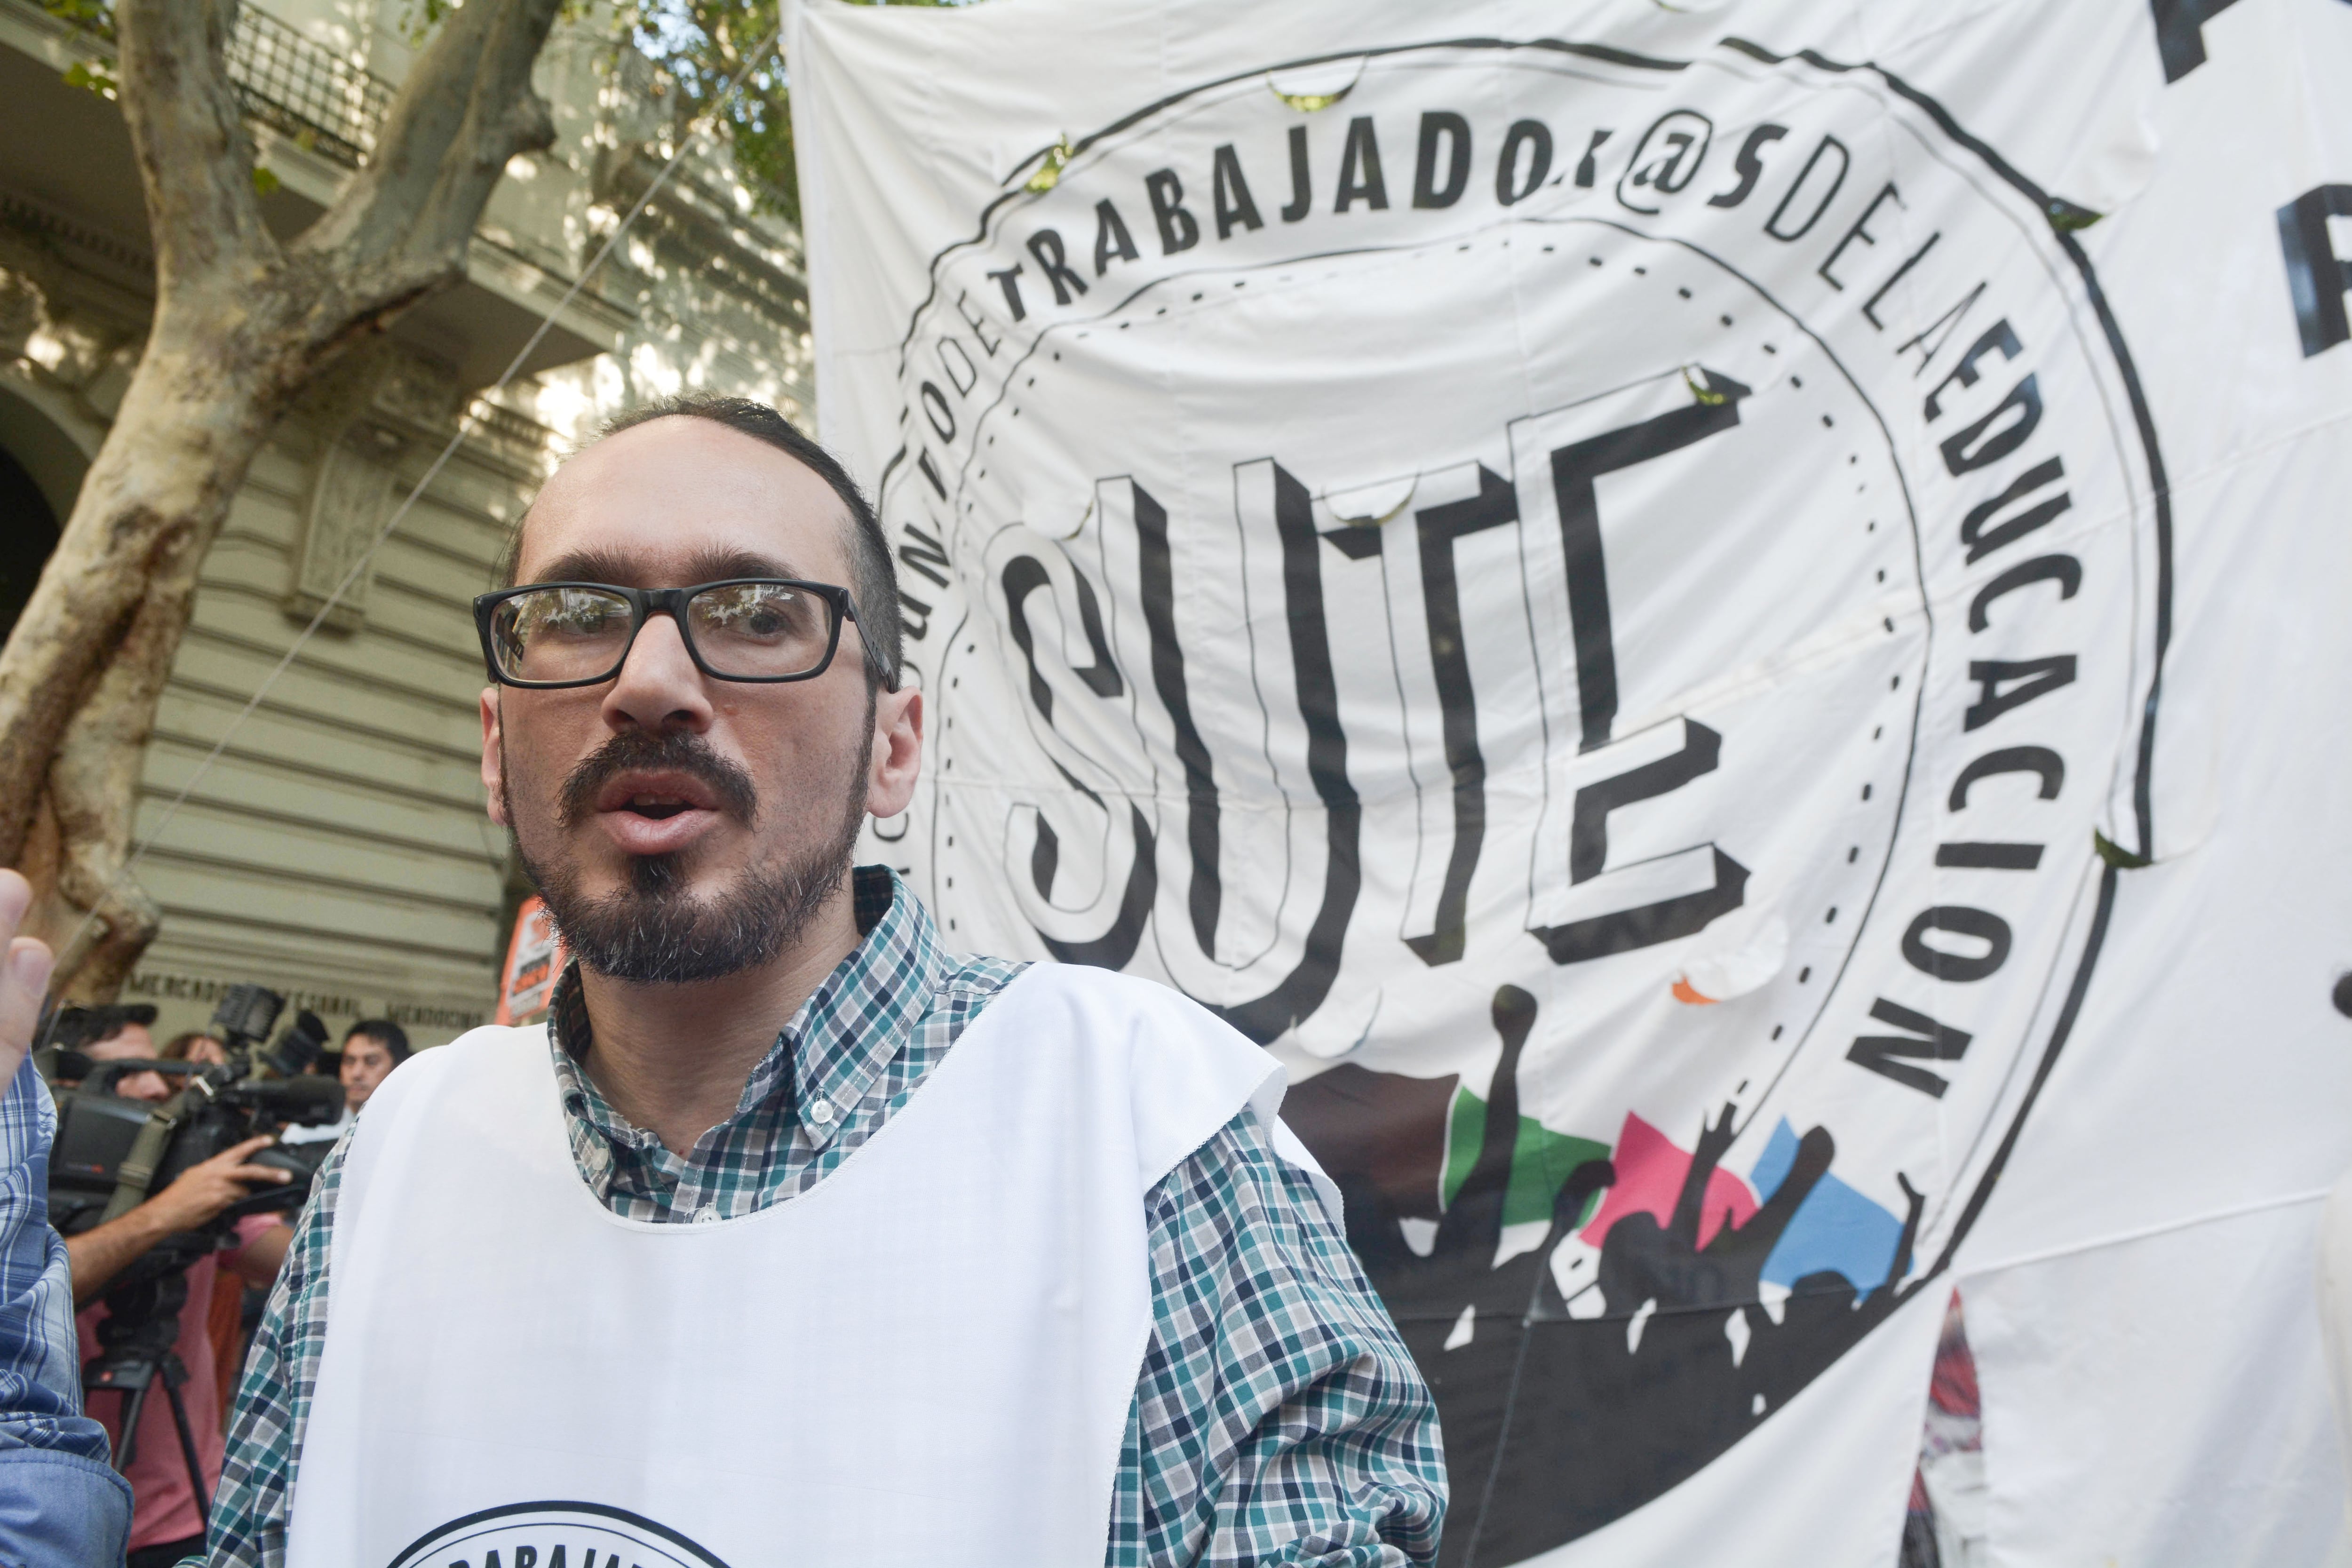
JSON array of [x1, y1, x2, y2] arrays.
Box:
[[692, 1204, 719, 1225], [808, 1097, 835, 1127]]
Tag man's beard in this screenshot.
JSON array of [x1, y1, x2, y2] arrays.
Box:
[[503, 724, 870, 986]]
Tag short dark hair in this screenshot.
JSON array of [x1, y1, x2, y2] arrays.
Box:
[[51, 1003, 157, 1052], [498, 395, 902, 689], [344, 1019, 411, 1065]]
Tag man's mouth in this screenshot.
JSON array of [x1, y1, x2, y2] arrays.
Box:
[[592, 772, 725, 835], [551, 735, 761, 860]]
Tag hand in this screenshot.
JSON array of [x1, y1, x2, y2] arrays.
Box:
[[0, 869, 53, 1088], [144, 1134, 291, 1233]]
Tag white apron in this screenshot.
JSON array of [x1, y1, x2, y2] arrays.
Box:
[[283, 963, 1335, 1568]]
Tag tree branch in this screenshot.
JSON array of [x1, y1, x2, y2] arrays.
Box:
[[114, 0, 276, 296], [301, 0, 562, 306]]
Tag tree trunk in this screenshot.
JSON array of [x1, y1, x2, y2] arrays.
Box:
[[0, 0, 562, 1001], [5, 299, 310, 997]]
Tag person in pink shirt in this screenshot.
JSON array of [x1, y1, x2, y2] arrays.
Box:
[[60, 1011, 296, 1568]]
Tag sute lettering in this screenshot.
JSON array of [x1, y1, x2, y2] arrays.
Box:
[[1548, 374, 1749, 749], [1405, 462, 1520, 966]]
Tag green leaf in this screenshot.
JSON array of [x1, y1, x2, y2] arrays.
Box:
[[252, 166, 282, 197], [609, 0, 986, 229], [2046, 197, 2104, 233], [2092, 828, 2151, 869], [61, 58, 119, 101], [1024, 138, 1071, 194]]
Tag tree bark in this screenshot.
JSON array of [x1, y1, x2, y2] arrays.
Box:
[[0, 0, 562, 998]]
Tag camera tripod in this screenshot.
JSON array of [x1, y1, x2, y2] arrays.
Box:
[[84, 1240, 216, 1528]]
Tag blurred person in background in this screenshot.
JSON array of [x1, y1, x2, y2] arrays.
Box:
[[277, 1021, 406, 1150], [162, 1031, 230, 1070], [51, 1003, 161, 1098], [64, 1010, 295, 1567], [0, 868, 133, 1563]]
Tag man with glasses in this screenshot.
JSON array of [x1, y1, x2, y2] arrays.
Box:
[[197, 395, 1444, 1568]]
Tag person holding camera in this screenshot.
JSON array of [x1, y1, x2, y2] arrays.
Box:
[[202, 398, 1443, 1568], [63, 1011, 293, 1568], [0, 868, 134, 1567]]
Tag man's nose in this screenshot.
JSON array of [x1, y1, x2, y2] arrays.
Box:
[[601, 610, 714, 734]]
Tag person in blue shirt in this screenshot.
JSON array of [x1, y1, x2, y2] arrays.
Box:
[[0, 866, 134, 1565]]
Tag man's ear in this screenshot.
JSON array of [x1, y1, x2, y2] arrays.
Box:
[[481, 688, 509, 828], [866, 685, 923, 821]]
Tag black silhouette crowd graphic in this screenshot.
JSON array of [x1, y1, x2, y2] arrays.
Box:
[[1289, 986, 1926, 1566]]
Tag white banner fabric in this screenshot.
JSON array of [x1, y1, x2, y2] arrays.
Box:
[[791, 0, 2352, 1560]]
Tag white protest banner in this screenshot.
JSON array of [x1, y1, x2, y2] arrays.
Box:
[[793, 1, 2352, 1560]]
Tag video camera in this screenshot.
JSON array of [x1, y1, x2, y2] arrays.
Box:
[[43, 982, 346, 1246], [41, 983, 346, 1483]]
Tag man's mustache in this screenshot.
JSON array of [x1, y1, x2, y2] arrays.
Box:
[[556, 731, 760, 832]]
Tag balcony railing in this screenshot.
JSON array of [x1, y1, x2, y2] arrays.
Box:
[[42, 1, 394, 170], [225, 7, 393, 171]]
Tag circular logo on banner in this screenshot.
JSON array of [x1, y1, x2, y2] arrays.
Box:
[[386, 1502, 729, 1568], [873, 37, 2166, 1559]]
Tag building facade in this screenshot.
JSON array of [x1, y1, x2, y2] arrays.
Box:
[[0, 0, 813, 1046]]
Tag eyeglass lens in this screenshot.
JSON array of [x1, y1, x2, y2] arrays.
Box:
[[490, 583, 836, 683]]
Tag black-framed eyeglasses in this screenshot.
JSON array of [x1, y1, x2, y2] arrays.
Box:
[[474, 579, 892, 690]]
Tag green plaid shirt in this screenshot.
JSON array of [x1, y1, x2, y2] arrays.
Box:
[[198, 868, 1444, 1566]]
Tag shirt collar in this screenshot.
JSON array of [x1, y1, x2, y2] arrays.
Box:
[[546, 865, 945, 1148]]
